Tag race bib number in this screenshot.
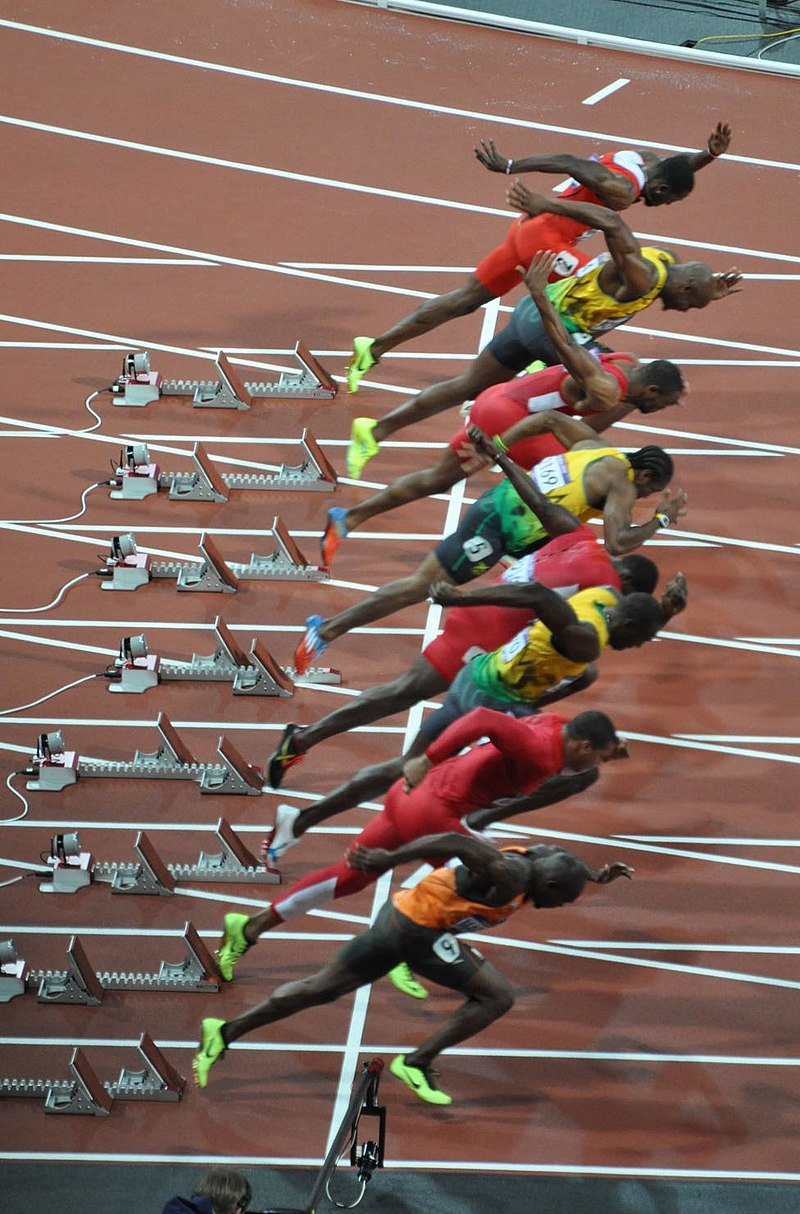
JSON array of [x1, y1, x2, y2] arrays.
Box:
[[550, 249, 581, 278], [432, 933, 462, 964], [500, 628, 528, 663], [533, 455, 569, 493], [501, 555, 535, 585], [462, 535, 493, 563]]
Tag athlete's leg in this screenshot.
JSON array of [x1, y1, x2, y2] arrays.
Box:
[[312, 551, 453, 649], [371, 346, 514, 445], [343, 448, 464, 533], [292, 756, 406, 838], [295, 657, 448, 755], [404, 959, 516, 1070], [369, 276, 496, 362]]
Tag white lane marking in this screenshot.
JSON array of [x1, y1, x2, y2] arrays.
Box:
[[0, 255, 215, 264], [582, 78, 630, 105], [0, 17, 798, 171]]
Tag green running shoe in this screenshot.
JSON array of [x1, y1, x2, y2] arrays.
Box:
[[522, 359, 546, 374], [347, 417, 379, 479], [347, 336, 377, 393], [193, 1018, 227, 1089], [217, 912, 251, 981], [387, 961, 428, 1000], [390, 1054, 452, 1106]]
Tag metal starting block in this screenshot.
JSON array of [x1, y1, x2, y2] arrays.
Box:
[[28, 924, 221, 1004], [112, 344, 338, 409], [31, 713, 266, 795], [98, 521, 328, 593], [93, 818, 280, 891], [106, 615, 340, 694], [109, 431, 337, 502], [0, 1034, 185, 1115]]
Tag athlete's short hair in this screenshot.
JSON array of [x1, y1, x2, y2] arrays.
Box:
[[617, 591, 666, 633], [194, 1170, 252, 1214], [657, 155, 695, 197], [566, 709, 619, 751], [617, 554, 659, 595], [643, 359, 685, 395], [628, 445, 674, 489]]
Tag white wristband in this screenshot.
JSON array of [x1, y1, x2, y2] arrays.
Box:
[[506, 158, 513, 174], [654, 512, 671, 529]]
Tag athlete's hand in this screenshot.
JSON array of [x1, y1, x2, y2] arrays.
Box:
[[713, 268, 743, 299], [457, 439, 491, 475], [507, 179, 548, 217], [428, 580, 462, 607], [516, 249, 559, 296], [402, 754, 433, 793], [706, 121, 731, 158], [346, 843, 392, 872], [661, 571, 688, 619], [657, 488, 688, 525], [474, 138, 509, 172], [594, 861, 635, 883], [466, 424, 505, 464]]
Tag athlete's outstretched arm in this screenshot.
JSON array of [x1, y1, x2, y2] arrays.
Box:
[[602, 480, 688, 556], [475, 141, 638, 210], [466, 767, 599, 831], [683, 121, 732, 172]]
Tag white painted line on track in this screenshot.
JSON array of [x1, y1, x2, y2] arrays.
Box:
[[1, 16, 797, 173], [582, 78, 630, 104]]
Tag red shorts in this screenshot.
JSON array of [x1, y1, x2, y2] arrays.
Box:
[[423, 601, 534, 682], [449, 386, 567, 470], [475, 212, 592, 296]]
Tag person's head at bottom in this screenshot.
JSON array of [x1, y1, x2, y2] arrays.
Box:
[[162, 1169, 252, 1214]]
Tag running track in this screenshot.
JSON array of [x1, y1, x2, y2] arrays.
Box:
[[1, 0, 800, 1185]]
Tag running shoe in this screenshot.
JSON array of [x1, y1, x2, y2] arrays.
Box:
[[522, 359, 546, 374], [293, 615, 327, 677], [389, 1054, 452, 1106], [347, 417, 380, 479], [262, 803, 302, 865], [347, 336, 377, 393], [193, 1018, 227, 1089], [267, 723, 304, 789], [217, 912, 252, 981], [321, 506, 350, 568], [387, 961, 428, 1000]]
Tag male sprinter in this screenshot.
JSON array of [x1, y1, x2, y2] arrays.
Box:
[[346, 122, 730, 391], [194, 831, 633, 1104]]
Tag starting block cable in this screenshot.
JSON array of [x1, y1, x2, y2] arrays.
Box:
[[0, 479, 107, 526], [80, 386, 114, 433], [0, 673, 101, 716], [0, 570, 92, 613], [2, 769, 30, 824]]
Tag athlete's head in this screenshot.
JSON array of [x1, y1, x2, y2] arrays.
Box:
[[562, 709, 620, 771], [193, 1170, 252, 1214], [607, 592, 665, 650], [629, 359, 686, 413], [628, 445, 674, 497], [615, 553, 659, 595], [642, 155, 695, 206], [661, 262, 718, 311], [522, 844, 632, 907]]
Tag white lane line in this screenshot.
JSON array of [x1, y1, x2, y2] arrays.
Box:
[[0, 255, 215, 264], [582, 78, 630, 105], [551, 941, 800, 953], [1, 17, 798, 172], [676, 734, 800, 743]]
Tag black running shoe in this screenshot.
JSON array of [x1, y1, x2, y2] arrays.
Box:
[[267, 723, 303, 789]]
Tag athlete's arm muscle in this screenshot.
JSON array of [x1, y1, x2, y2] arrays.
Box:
[[466, 768, 599, 831], [475, 143, 638, 210], [347, 831, 524, 900]]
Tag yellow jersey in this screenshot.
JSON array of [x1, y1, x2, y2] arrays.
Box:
[[547, 247, 676, 336]]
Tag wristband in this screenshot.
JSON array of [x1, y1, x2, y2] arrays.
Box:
[[707, 143, 719, 158], [654, 512, 671, 529], [493, 434, 509, 453], [505, 158, 513, 174]]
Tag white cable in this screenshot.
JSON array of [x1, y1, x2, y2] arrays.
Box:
[[79, 388, 106, 433], [0, 481, 103, 525], [0, 570, 91, 614], [2, 771, 29, 824], [0, 673, 99, 715], [0, 873, 26, 888]]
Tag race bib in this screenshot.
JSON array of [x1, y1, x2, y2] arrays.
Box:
[[500, 628, 528, 663], [462, 535, 494, 562], [533, 454, 569, 493], [432, 933, 462, 964]]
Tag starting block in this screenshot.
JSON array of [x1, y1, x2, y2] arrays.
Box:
[[32, 713, 266, 796], [0, 1034, 185, 1115], [112, 344, 337, 410], [106, 615, 339, 695], [93, 818, 280, 891], [109, 432, 337, 503], [29, 923, 221, 1004], [25, 732, 80, 792]]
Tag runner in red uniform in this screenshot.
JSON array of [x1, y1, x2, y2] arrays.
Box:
[[346, 123, 730, 391], [194, 830, 633, 1102]]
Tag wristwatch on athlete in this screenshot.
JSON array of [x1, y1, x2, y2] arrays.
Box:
[[654, 512, 671, 529]]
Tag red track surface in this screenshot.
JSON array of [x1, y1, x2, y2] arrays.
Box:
[[1, 0, 799, 1183]]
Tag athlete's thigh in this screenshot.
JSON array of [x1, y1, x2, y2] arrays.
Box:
[[403, 926, 489, 992], [335, 904, 402, 985]]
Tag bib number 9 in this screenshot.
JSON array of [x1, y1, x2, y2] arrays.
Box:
[[432, 933, 461, 964]]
